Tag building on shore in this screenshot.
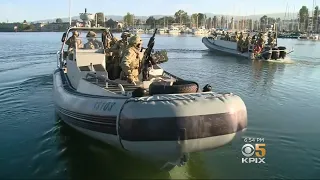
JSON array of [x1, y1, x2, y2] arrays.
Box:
[[44, 22, 70, 32]]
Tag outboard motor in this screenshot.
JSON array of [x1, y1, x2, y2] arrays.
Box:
[[278, 46, 287, 59], [271, 47, 280, 60], [202, 84, 212, 92], [262, 46, 272, 60]]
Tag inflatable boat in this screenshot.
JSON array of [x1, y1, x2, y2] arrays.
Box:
[[53, 10, 248, 171], [202, 36, 293, 62]]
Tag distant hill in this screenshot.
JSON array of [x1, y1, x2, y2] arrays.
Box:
[[32, 12, 298, 23]]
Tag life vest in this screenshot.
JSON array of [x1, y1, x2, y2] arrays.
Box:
[[253, 45, 262, 54]]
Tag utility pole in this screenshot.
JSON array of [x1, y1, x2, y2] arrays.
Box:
[[68, 0, 72, 26]]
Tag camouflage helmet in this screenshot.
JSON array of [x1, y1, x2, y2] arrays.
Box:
[[129, 35, 142, 45], [86, 31, 97, 38], [121, 32, 130, 38], [73, 31, 79, 37]]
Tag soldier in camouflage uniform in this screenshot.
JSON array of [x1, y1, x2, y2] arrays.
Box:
[[120, 34, 144, 84], [84, 31, 102, 49], [65, 31, 83, 51], [237, 32, 244, 51], [108, 32, 131, 79], [225, 32, 230, 41], [242, 35, 251, 52], [234, 31, 239, 42], [257, 33, 265, 49], [267, 33, 276, 48]]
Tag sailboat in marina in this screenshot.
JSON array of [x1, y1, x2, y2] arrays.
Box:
[[308, 0, 319, 40], [158, 17, 168, 34], [168, 26, 180, 34], [192, 15, 209, 35]]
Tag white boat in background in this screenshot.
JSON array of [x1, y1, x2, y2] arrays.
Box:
[[168, 27, 180, 34], [308, 34, 319, 40], [193, 28, 210, 35], [298, 33, 308, 40], [158, 28, 168, 34], [147, 29, 155, 33], [181, 27, 192, 34], [132, 28, 145, 34], [158, 28, 165, 34], [53, 9, 248, 172]]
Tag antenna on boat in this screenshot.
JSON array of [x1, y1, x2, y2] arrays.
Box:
[[68, 0, 72, 26]]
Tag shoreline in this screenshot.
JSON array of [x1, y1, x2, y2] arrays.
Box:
[[0, 29, 123, 33]]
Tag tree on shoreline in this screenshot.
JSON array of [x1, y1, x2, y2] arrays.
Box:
[[299, 6, 309, 31], [146, 16, 156, 28], [123, 12, 134, 27], [174, 10, 189, 25], [56, 18, 63, 23], [313, 6, 319, 32], [191, 13, 205, 28], [106, 19, 117, 28], [213, 16, 217, 28], [156, 16, 175, 27]]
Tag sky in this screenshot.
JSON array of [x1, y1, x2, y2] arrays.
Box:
[[0, 0, 317, 22]]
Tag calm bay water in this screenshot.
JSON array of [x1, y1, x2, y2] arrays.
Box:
[[0, 32, 319, 179]]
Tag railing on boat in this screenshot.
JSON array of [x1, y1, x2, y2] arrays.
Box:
[[85, 73, 126, 95], [56, 51, 61, 68]]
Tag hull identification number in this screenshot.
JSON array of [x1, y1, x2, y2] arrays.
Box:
[[93, 102, 116, 111]]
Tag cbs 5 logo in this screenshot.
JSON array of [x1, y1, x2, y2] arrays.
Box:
[[242, 144, 266, 157]]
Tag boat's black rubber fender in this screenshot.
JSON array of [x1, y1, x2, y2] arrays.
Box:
[[132, 87, 148, 97], [149, 80, 199, 95], [278, 46, 287, 59], [202, 84, 212, 92], [271, 47, 280, 60]]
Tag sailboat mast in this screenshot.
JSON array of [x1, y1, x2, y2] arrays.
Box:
[[293, 5, 296, 31], [311, 0, 315, 32], [316, 0, 319, 32], [252, 8, 255, 31]]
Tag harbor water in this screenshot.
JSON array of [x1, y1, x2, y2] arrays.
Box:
[[0, 32, 319, 179]]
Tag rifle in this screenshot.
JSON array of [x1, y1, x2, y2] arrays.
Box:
[[108, 30, 117, 45], [141, 28, 157, 81]]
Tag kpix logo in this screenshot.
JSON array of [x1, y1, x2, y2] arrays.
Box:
[[241, 143, 266, 163]]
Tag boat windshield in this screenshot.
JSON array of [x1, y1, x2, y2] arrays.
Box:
[[65, 28, 108, 50]]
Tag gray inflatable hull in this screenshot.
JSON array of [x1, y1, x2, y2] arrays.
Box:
[[53, 69, 248, 169]]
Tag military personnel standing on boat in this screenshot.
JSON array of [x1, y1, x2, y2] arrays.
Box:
[[242, 35, 251, 51], [120, 34, 143, 84], [235, 31, 239, 42], [84, 31, 102, 49], [237, 33, 244, 52], [251, 35, 256, 44], [102, 30, 112, 53], [103, 31, 113, 69], [239, 32, 243, 41], [225, 32, 230, 41], [66, 31, 83, 51], [257, 33, 265, 48], [267, 33, 276, 47], [108, 32, 131, 79]]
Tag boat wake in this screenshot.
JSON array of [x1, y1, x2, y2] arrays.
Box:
[[155, 48, 208, 53], [263, 58, 295, 64], [0, 51, 56, 61]]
